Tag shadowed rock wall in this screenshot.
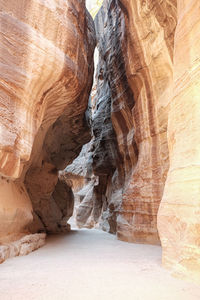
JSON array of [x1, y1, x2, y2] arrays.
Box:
[[0, 0, 95, 260], [1, 0, 200, 283], [70, 0, 175, 243], [66, 0, 200, 282], [158, 0, 200, 282]]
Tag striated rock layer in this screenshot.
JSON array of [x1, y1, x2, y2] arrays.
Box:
[[73, 0, 175, 243], [68, 0, 200, 282], [0, 0, 200, 283], [157, 0, 200, 282], [0, 0, 95, 259], [66, 1, 135, 233], [117, 0, 176, 244], [0, 233, 46, 264]]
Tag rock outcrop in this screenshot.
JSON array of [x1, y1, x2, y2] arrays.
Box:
[[71, 0, 175, 243], [1, 0, 200, 284], [66, 0, 135, 233], [0, 0, 95, 260], [67, 0, 200, 282], [0, 233, 46, 264], [158, 0, 200, 282], [117, 0, 176, 244]]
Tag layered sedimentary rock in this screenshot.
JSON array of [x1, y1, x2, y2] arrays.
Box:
[[0, 0, 95, 258], [91, 0, 200, 282], [158, 0, 200, 282], [71, 0, 176, 243], [68, 0, 200, 281], [64, 142, 97, 228], [1, 0, 200, 283], [0, 233, 46, 264], [66, 1, 134, 233], [116, 0, 177, 244]]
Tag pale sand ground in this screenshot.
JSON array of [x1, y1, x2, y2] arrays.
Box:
[[0, 228, 200, 300]]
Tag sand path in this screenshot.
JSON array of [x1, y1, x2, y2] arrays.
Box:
[[0, 229, 200, 300]]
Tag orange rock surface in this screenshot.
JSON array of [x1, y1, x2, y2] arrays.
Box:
[[117, 0, 177, 244], [0, 0, 200, 284], [158, 0, 200, 282], [0, 0, 95, 253], [69, 0, 200, 282]]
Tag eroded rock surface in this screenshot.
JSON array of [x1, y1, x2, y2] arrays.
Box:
[[117, 0, 176, 245], [70, 0, 174, 243], [0, 0, 95, 260], [66, 0, 135, 234], [0, 0, 200, 284], [66, 0, 200, 282], [0, 233, 46, 264], [157, 0, 200, 282]]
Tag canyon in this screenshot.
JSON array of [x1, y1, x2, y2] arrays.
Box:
[[0, 0, 200, 287]]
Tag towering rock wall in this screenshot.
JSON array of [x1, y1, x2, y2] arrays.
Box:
[[66, 0, 136, 233], [1, 0, 200, 283], [0, 0, 95, 256], [158, 0, 200, 281], [118, 0, 176, 244], [72, 0, 176, 242], [68, 0, 200, 282]]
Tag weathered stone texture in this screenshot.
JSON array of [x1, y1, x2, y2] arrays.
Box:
[[117, 0, 176, 244], [1, 0, 200, 284], [0, 0, 95, 260], [90, 0, 200, 282], [75, 0, 176, 242], [64, 1, 134, 233], [157, 0, 200, 282], [0, 233, 46, 264]]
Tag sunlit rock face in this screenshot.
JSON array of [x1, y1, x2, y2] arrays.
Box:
[[0, 0, 200, 283], [117, 0, 176, 244], [0, 0, 95, 250], [66, 0, 135, 233], [83, 0, 199, 282], [158, 0, 200, 282], [74, 0, 176, 243]]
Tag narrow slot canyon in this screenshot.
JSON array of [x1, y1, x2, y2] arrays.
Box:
[[0, 0, 200, 299]]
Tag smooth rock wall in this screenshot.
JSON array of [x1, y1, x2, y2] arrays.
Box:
[[158, 0, 200, 282], [117, 0, 176, 244], [0, 0, 95, 257], [73, 0, 176, 243]]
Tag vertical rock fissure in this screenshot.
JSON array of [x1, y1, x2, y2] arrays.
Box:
[[65, 0, 137, 234], [65, 0, 175, 248], [1, 0, 200, 284]]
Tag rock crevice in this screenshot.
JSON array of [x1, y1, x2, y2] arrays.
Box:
[[66, 0, 200, 282], [0, 0, 200, 284]]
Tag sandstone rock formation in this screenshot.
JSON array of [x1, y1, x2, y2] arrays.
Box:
[[0, 0, 200, 284], [0, 233, 46, 264], [66, 0, 135, 234], [0, 0, 95, 260], [71, 0, 175, 243], [157, 0, 200, 281], [117, 0, 176, 244], [66, 0, 200, 282]]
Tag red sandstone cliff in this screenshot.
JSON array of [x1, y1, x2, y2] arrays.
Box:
[[66, 0, 200, 282], [0, 0, 95, 261], [0, 0, 200, 284]]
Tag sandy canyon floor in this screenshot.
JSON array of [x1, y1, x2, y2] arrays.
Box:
[[0, 228, 200, 300]]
